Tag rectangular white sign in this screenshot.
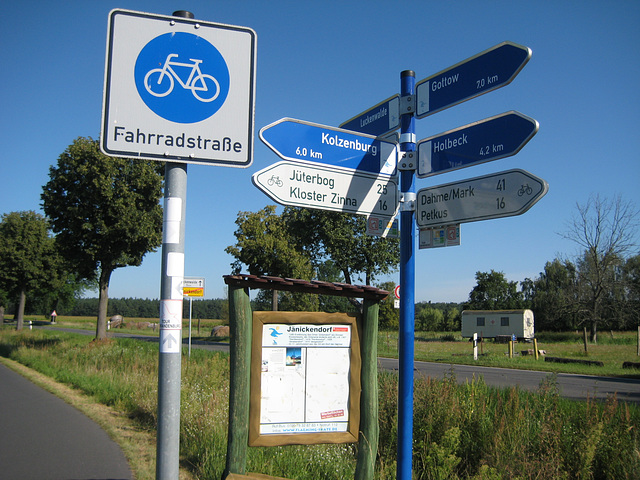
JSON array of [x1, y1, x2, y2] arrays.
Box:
[[101, 9, 256, 167], [419, 224, 461, 249], [259, 324, 352, 434], [253, 161, 398, 216]]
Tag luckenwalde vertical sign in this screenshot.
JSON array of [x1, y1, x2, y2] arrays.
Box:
[[101, 9, 257, 166], [249, 312, 361, 447]]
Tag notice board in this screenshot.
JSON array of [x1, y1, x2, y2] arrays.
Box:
[[249, 311, 361, 446]]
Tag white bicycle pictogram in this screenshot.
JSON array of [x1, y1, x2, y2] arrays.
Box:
[[144, 53, 220, 102]]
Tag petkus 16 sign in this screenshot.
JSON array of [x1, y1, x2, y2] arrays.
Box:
[[417, 169, 548, 227]]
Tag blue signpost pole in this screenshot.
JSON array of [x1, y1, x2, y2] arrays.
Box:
[[398, 70, 416, 479]]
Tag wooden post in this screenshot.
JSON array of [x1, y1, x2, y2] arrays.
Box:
[[534, 338, 539, 360], [224, 285, 253, 478], [355, 298, 380, 480], [583, 327, 588, 354]]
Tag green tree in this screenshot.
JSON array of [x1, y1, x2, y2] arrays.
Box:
[[622, 255, 640, 328], [41, 137, 163, 340], [416, 306, 445, 331], [283, 208, 400, 287], [522, 259, 579, 331], [0, 211, 62, 329], [466, 270, 524, 310], [377, 281, 399, 330], [561, 194, 639, 342], [225, 206, 315, 311], [226, 206, 400, 312]]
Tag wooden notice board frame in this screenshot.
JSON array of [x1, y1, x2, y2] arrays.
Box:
[[249, 311, 361, 446]]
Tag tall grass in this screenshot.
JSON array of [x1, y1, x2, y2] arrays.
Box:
[[1, 330, 639, 479]]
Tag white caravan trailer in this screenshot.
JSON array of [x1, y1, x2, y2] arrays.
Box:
[[461, 309, 535, 340]]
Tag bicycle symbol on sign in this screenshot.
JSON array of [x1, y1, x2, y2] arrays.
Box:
[[518, 184, 533, 196], [144, 53, 220, 102], [267, 176, 283, 187]]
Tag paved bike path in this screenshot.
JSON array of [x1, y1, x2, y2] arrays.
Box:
[[0, 362, 133, 480]]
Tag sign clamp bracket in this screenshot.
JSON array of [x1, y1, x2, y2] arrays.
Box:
[[399, 192, 416, 212], [399, 94, 415, 115], [398, 151, 417, 171]]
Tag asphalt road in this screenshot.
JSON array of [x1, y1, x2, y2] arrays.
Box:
[[0, 363, 133, 480], [377, 357, 640, 403], [41, 326, 640, 404], [188, 334, 640, 403]]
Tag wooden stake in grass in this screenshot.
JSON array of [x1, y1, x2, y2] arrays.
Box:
[[583, 327, 589, 354]]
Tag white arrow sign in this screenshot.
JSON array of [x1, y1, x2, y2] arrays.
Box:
[[416, 169, 548, 227], [160, 331, 180, 353], [252, 161, 397, 216]]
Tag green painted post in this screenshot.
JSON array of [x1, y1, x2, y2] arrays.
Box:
[[224, 285, 253, 477], [355, 298, 380, 480]]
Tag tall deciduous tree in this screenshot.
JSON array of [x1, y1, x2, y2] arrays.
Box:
[[283, 207, 400, 293], [0, 211, 60, 330], [466, 270, 524, 310], [522, 259, 579, 331], [225, 205, 315, 310], [561, 194, 639, 342], [41, 137, 163, 340], [226, 206, 400, 311]]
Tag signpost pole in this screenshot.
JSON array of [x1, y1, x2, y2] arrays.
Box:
[[156, 11, 192, 479], [397, 70, 416, 480], [188, 296, 193, 358], [158, 162, 187, 480]]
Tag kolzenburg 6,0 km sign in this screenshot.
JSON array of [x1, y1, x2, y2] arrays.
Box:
[[101, 9, 256, 167]]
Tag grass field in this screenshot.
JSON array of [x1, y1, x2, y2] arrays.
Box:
[[4, 315, 640, 378], [1, 328, 638, 479]]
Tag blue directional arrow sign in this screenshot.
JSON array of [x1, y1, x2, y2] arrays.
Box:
[[415, 41, 531, 118], [416, 111, 538, 178], [259, 118, 398, 176], [340, 94, 400, 137]]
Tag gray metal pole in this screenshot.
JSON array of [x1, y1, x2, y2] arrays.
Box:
[[157, 12, 193, 474], [156, 12, 203, 479], [157, 162, 187, 480]]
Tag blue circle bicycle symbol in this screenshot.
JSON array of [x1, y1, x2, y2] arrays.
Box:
[[134, 32, 230, 124]]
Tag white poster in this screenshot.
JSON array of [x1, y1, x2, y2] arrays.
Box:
[[259, 324, 351, 434]]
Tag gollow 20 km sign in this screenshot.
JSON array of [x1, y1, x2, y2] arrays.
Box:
[[101, 9, 257, 166]]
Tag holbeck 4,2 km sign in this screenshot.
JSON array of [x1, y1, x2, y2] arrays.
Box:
[[416, 169, 548, 228], [417, 111, 538, 178], [252, 161, 397, 216], [101, 9, 256, 166]]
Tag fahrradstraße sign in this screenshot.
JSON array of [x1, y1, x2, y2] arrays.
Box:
[[101, 9, 256, 167]]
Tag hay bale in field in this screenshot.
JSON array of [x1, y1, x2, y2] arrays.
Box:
[[110, 315, 124, 328], [126, 321, 152, 329], [211, 325, 230, 337]]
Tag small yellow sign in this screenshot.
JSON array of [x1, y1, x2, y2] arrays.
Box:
[[183, 287, 204, 297]]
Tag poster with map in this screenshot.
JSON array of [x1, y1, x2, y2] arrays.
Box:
[[249, 312, 361, 446]]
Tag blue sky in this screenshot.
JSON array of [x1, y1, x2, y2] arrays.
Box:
[[1, 1, 639, 303]]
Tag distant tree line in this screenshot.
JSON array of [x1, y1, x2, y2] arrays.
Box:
[[32, 297, 230, 321]]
